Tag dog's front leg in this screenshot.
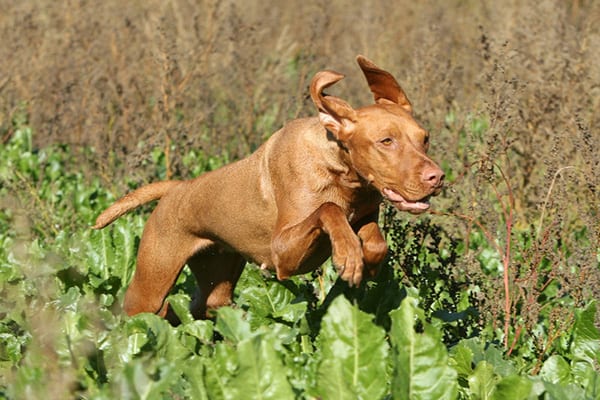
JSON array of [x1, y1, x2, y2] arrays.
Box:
[[272, 202, 364, 286], [356, 217, 388, 278]]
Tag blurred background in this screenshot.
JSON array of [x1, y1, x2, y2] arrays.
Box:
[[1, 0, 597, 182]]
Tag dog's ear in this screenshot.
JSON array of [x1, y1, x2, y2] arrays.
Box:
[[310, 70, 357, 140], [356, 55, 412, 113]]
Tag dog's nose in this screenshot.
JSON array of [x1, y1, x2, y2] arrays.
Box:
[[422, 166, 445, 188]]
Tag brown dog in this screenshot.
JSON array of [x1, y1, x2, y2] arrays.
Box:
[[93, 56, 444, 320]]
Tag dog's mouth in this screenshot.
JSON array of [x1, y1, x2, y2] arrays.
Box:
[[382, 188, 431, 214]]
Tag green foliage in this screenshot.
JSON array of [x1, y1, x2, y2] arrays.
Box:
[[1, 125, 598, 399], [382, 209, 478, 344], [390, 293, 458, 400], [314, 296, 388, 400]]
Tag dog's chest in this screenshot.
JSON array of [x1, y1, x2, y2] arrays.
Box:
[[333, 181, 382, 223]]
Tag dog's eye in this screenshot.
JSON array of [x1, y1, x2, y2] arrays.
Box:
[[379, 137, 394, 146], [423, 135, 430, 145]]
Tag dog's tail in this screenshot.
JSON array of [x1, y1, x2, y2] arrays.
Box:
[[93, 180, 180, 229]]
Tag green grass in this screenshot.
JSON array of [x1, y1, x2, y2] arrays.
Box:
[[0, 125, 598, 399]]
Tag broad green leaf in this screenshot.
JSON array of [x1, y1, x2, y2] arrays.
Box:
[[542, 380, 586, 400], [571, 360, 600, 399], [390, 296, 458, 400], [491, 375, 532, 400], [237, 268, 307, 325], [88, 217, 140, 289], [55, 286, 81, 312], [179, 320, 214, 344], [468, 361, 496, 400], [315, 296, 389, 400], [315, 357, 356, 400], [569, 302, 600, 395], [144, 364, 186, 400], [259, 321, 298, 346], [215, 307, 252, 343], [0, 332, 27, 364], [90, 228, 115, 281], [228, 334, 295, 400], [571, 301, 599, 365], [183, 356, 210, 400], [449, 341, 474, 377], [167, 293, 194, 325], [177, 319, 215, 354], [113, 220, 138, 285], [120, 362, 152, 400], [119, 361, 185, 400], [539, 355, 571, 385], [119, 313, 188, 361], [482, 346, 515, 377], [203, 343, 239, 400], [457, 337, 515, 377]]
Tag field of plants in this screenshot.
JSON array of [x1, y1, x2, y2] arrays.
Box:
[[1, 1, 599, 399]]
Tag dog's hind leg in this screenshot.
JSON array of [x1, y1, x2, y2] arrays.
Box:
[[187, 250, 246, 319], [122, 215, 212, 320]]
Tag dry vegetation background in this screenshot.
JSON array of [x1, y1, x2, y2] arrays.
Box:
[[1, 0, 599, 327]]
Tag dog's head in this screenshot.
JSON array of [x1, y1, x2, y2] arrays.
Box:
[[310, 55, 444, 214]]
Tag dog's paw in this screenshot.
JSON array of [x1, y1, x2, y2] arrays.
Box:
[[332, 235, 364, 287]]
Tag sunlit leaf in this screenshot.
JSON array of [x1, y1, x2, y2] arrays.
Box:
[[315, 296, 389, 400], [468, 361, 496, 400], [215, 307, 252, 343], [449, 342, 474, 377], [390, 296, 458, 400], [491, 374, 532, 400], [539, 355, 571, 385], [571, 301, 599, 366], [228, 334, 295, 400], [237, 267, 307, 325]]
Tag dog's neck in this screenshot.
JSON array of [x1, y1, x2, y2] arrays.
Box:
[[322, 128, 378, 199], [325, 129, 349, 153]]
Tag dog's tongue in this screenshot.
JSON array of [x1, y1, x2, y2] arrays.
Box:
[[383, 188, 430, 213]]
